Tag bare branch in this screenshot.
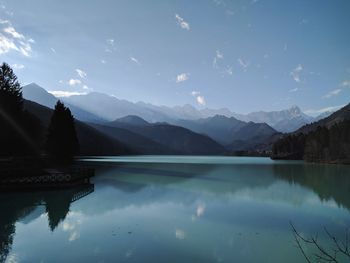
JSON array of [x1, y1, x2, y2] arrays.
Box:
[[289, 222, 350, 263], [324, 227, 350, 258]]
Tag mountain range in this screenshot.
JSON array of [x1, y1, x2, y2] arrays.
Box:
[[21, 83, 339, 155], [22, 83, 321, 133]]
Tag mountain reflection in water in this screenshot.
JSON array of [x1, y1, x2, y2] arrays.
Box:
[[1, 157, 350, 263]]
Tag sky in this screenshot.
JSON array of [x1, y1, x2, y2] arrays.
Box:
[[0, 0, 350, 115]]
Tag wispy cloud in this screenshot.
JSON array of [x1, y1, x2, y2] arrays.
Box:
[[50, 47, 56, 53], [12, 63, 24, 70], [76, 69, 87, 79], [176, 73, 189, 83], [107, 39, 114, 46], [341, 80, 350, 87], [3, 26, 24, 39], [305, 104, 346, 116], [322, 80, 350, 99], [223, 66, 233, 76], [290, 64, 303, 83], [68, 79, 82, 86], [105, 38, 116, 52], [323, 88, 342, 99], [175, 14, 190, 30], [82, 85, 92, 90], [289, 87, 298, 92], [130, 56, 141, 65], [0, 4, 14, 16], [48, 90, 87, 97], [0, 19, 34, 57], [238, 58, 249, 71], [213, 50, 224, 68]]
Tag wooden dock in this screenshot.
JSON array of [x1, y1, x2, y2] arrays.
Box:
[[0, 165, 95, 191]]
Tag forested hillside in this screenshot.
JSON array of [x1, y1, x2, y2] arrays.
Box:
[[272, 120, 350, 164]]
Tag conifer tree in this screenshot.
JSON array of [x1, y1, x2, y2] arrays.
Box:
[[46, 101, 79, 163], [0, 63, 23, 117]]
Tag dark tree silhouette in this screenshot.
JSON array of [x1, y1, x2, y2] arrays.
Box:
[[46, 101, 79, 163], [0, 62, 41, 156]]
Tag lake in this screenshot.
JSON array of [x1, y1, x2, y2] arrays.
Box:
[[1, 156, 350, 263]]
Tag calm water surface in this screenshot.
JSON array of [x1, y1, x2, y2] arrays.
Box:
[[1, 156, 350, 263]]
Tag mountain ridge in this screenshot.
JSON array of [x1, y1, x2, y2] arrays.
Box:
[[22, 83, 314, 132]]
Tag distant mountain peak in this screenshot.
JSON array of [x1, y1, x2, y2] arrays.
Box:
[[287, 105, 304, 118], [289, 105, 301, 112]]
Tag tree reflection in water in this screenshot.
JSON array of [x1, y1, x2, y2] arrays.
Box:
[[0, 184, 94, 262]]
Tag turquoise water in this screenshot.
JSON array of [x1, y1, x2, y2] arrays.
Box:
[[1, 156, 350, 262]]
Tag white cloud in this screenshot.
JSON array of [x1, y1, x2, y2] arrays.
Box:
[[190, 91, 206, 106], [105, 38, 116, 52], [176, 73, 189, 83], [197, 95, 206, 106], [223, 66, 233, 75], [82, 85, 92, 91], [289, 87, 298, 92], [238, 58, 249, 71], [341, 80, 350, 87], [48, 90, 87, 97], [304, 104, 346, 115], [12, 63, 24, 69], [76, 69, 87, 79], [290, 64, 303, 83], [323, 88, 342, 99], [130, 56, 141, 65], [213, 50, 224, 68], [175, 229, 186, 240], [68, 79, 82, 86], [50, 47, 56, 53], [175, 14, 190, 30], [107, 39, 114, 46], [216, 50, 224, 59], [101, 59, 106, 64], [196, 203, 206, 218], [3, 26, 24, 39], [0, 20, 34, 57]]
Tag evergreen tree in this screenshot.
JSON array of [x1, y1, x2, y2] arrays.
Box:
[[46, 101, 79, 163], [0, 63, 23, 117], [0, 62, 41, 156]]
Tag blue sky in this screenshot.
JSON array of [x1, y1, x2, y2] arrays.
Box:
[[0, 0, 349, 115]]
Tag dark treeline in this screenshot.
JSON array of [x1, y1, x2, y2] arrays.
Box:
[[0, 63, 42, 156], [272, 120, 350, 164], [0, 62, 79, 164]]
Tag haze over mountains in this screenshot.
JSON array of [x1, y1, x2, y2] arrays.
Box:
[[20, 83, 346, 156], [23, 83, 321, 132]]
